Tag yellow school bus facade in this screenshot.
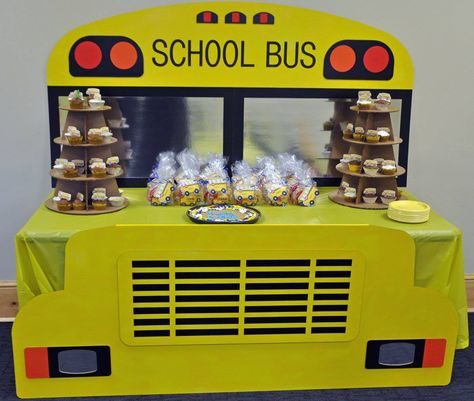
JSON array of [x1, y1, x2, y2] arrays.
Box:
[[11, 2, 458, 398]]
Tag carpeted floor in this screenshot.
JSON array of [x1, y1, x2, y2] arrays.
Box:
[[1, 315, 472, 401]]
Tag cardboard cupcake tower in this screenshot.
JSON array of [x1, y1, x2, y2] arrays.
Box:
[[45, 104, 128, 214], [329, 105, 405, 209], [323, 99, 357, 176]]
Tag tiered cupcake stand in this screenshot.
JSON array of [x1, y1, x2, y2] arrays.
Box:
[[45, 104, 128, 215], [329, 105, 405, 209]]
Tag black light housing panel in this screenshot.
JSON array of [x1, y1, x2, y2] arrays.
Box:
[[324, 40, 394, 80], [69, 36, 143, 77]]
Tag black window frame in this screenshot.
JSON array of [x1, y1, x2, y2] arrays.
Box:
[[48, 86, 411, 187]]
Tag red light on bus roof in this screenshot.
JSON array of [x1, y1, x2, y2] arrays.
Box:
[[110, 41, 138, 70], [363, 45, 390, 73], [73, 41, 102, 70], [329, 45, 356, 73]]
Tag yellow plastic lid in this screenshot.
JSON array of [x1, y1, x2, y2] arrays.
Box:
[[387, 200, 431, 223]]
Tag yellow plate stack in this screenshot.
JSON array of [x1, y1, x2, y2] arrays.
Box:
[[387, 200, 431, 223]]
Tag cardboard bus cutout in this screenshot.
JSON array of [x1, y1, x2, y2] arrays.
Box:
[[12, 3, 456, 399]]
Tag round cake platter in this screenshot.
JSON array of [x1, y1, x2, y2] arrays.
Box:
[[187, 204, 261, 224]]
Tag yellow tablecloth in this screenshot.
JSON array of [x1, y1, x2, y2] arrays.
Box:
[[16, 188, 468, 348]]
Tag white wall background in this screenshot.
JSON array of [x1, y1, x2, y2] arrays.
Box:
[[0, 0, 473, 279]]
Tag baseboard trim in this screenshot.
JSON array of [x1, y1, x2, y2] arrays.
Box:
[[0, 281, 18, 319], [1, 278, 473, 318]]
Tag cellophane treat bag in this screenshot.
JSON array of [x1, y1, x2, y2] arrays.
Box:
[[290, 163, 319, 206], [231, 160, 260, 206], [257, 157, 289, 206], [147, 151, 177, 206], [278, 153, 304, 197], [201, 154, 232, 204], [175, 149, 203, 206]]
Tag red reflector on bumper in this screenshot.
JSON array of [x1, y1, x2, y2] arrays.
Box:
[[25, 348, 50, 378], [422, 339, 446, 368]]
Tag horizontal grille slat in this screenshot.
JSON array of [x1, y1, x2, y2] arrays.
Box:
[[176, 272, 239, 279], [312, 305, 348, 312], [176, 329, 238, 336], [133, 296, 170, 303], [245, 327, 306, 335], [245, 316, 306, 324], [311, 327, 346, 334], [134, 330, 170, 337], [246, 259, 310, 267], [176, 306, 239, 314], [176, 284, 239, 291], [246, 283, 309, 290], [176, 260, 240, 268], [246, 271, 310, 278], [132, 260, 169, 268], [133, 284, 170, 291], [316, 259, 352, 267], [246, 294, 308, 301], [314, 282, 350, 289], [316, 271, 351, 278], [314, 294, 349, 301], [133, 272, 169, 280], [312, 316, 347, 323], [176, 318, 239, 325], [176, 295, 239, 302], [133, 307, 170, 314], [134, 318, 170, 326], [245, 305, 308, 313]]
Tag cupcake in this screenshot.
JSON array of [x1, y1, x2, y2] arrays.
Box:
[[339, 180, 350, 194], [375, 93, 391, 111], [87, 128, 104, 144], [91, 192, 107, 210], [86, 88, 100, 101], [362, 188, 377, 204], [63, 161, 79, 178], [353, 127, 365, 141], [68, 90, 85, 109], [90, 161, 107, 178], [381, 160, 397, 175], [71, 159, 85, 175], [54, 191, 72, 211], [348, 154, 362, 173], [381, 189, 397, 205], [109, 196, 125, 207], [340, 154, 351, 168], [89, 93, 105, 109], [53, 158, 68, 173], [64, 126, 82, 145], [375, 158, 385, 169], [343, 123, 354, 139], [100, 127, 113, 142], [365, 129, 380, 143], [72, 192, 86, 210], [343, 187, 357, 203], [363, 159, 379, 176], [357, 91, 372, 110], [106, 156, 122, 175], [377, 127, 391, 142], [92, 187, 106, 194], [89, 158, 103, 172]]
